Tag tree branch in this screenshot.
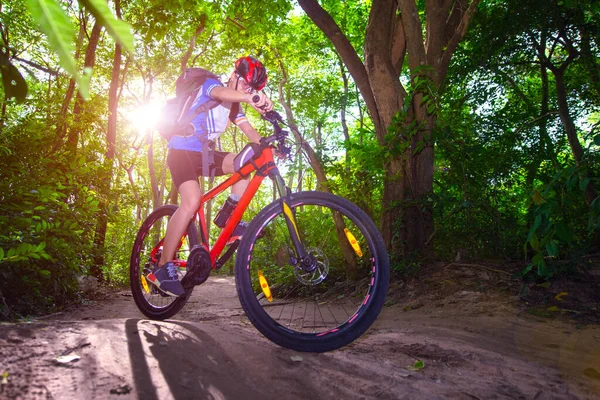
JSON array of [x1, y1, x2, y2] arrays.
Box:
[[297, 0, 382, 135], [438, 0, 481, 86], [6, 53, 58, 76], [391, 13, 406, 76], [398, 0, 428, 71], [181, 15, 207, 73]]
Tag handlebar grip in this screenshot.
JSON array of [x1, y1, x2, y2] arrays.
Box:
[[252, 94, 261, 103]]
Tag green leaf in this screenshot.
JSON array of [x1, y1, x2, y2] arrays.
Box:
[[579, 177, 590, 191], [36, 242, 46, 251], [26, 0, 77, 76], [527, 215, 542, 243], [567, 174, 578, 190], [79, 0, 134, 53], [0, 248, 4, 261], [407, 360, 425, 371], [530, 234, 540, 251], [594, 134, 600, 146], [39, 270, 51, 278], [25, 0, 91, 99], [537, 260, 551, 278], [545, 241, 558, 257], [532, 252, 544, 266], [591, 197, 600, 214], [555, 223, 574, 242]]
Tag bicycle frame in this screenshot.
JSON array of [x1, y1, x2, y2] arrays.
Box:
[[193, 144, 305, 268]]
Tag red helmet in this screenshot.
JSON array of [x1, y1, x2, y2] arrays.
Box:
[[235, 56, 268, 91]]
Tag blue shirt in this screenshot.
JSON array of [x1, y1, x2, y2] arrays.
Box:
[[168, 77, 248, 152]]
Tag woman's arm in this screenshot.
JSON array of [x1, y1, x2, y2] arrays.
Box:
[[211, 86, 254, 103], [211, 87, 273, 114], [237, 121, 262, 144]]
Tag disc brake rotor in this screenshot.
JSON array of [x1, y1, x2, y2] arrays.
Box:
[[294, 248, 329, 285]]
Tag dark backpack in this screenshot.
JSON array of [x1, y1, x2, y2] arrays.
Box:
[[157, 67, 222, 141]]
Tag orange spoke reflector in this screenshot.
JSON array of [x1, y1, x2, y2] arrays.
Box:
[[344, 228, 363, 257], [141, 275, 150, 294], [258, 270, 273, 302]]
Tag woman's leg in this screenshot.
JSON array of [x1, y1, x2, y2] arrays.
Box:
[[222, 153, 248, 197], [158, 180, 202, 265]]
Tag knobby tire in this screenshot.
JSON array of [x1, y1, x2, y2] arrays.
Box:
[[235, 191, 390, 352], [130, 205, 197, 320]]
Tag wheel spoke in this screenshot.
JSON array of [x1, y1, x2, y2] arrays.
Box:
[[244, 198, 377, 334]]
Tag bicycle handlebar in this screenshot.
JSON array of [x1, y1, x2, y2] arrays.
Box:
[[260, 110, 292, 158]]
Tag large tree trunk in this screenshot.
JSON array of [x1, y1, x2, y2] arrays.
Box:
[[91, 0, 124, 280], [299, 0, 480, 259]]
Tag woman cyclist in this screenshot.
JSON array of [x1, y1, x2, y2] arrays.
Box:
[[147, 56, 273, 297]]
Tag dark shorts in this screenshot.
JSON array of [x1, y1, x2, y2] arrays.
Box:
[[167, 149, 230, 189]]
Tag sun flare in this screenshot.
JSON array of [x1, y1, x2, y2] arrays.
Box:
[[125, 102, 163, 135]]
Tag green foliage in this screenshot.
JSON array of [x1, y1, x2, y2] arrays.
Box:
[[326, 132, 384, 221], [431, 0, 600, 275], [384, 66, 439, 160], [0, 121, 102, 316], [20, 0, 133, 99], [524, 164, 599, 278], [79, 0, 134, 52]]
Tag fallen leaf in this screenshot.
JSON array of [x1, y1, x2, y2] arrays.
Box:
[[291, 356, 303, 362], [407, 360, 425, 371], [110, 384, 132, 394], [584, 368, 600, 381], [554, 292, 568, 301], [1, 371, 8, 385], [56, 354, 81, 363], [395, 370, 413, 378]]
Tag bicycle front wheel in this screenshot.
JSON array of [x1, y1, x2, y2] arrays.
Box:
[[235, 191, 389, 352], [130, 205, 197, 320]]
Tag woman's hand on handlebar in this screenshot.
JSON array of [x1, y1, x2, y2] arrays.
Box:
[[260, 134, 290, 160], [247, 92, 273, 114]]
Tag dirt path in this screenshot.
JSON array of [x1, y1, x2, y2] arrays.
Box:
[[1, 275, 599, 399]]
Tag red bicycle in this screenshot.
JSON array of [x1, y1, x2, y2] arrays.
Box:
[[130, 111, 389, 352]]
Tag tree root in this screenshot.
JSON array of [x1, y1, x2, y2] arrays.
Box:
[[445, 262, 516, 279]]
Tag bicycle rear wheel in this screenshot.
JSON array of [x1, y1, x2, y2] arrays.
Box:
[[235, 191, 389, 352], [130, 205, 197, 320]]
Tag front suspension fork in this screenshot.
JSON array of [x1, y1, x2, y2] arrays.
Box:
[[270, 170, 307, 261]]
